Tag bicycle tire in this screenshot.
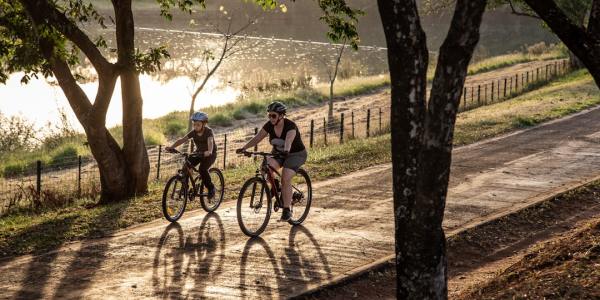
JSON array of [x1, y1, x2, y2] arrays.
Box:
[[162, 175, 188, 222], [237, 177, 272, 237], [288, 168, 312, 226], [199, 168, 225, 212]]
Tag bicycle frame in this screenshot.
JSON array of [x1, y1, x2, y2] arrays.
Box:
[[256, 155, 283, 207]]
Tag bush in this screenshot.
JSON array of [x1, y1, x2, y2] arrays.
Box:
[[50, 145, 79, 166], [145, 129, 167, 146], [210, 113, 233, 127], [165, 120, 186, 136], [527, 42, 549, 56], [2, 161, 33, 177]]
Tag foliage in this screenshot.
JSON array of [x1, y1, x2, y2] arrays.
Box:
[[0, 112, 37, 153]]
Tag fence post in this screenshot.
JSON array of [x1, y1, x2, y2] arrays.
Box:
[[515, 74, 519, 92], [379, 108, 382, 133], [254, 128, 258, 161], [497, 80, 500, 100], [537, 68, 539, 81], [223, 134, 227, 170], [366, 109, 371, 138], [78, 155, 82, 198], [491, 81, 494, 102], [546, 65, 549, 79], [526, 71, 529, 84], [470, 86, 474, 104], [340, 113, 344, 144], [156, 145, 162, 181], [323, 117, 327, 145], [351, 111, 355, 139], [484, 84, 488, 104], [36, 160, 41, 199], [509, 77, 513, 95], [477, 85, 481, 105], [310, 120, 314, 148], [554, 61, 558, 76], [504, 78, 507, 97], [463, 87, 467, 110]]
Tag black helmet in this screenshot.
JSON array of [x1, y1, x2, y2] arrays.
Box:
[[267, 101, 287, 114]]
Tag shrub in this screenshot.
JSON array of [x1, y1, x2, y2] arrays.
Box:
[[210, 113, 233, 127], [145, 129, 167, 146], [165, 120, 186, 136], [50, 145, 79, 166]]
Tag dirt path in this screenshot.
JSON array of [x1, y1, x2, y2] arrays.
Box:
[[2, 101, 600, 299]]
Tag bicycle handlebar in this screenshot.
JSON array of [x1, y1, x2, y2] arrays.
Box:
[[238, 150, 285, 159]]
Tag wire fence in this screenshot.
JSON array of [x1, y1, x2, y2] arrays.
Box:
[[0, 59, 573, 214]]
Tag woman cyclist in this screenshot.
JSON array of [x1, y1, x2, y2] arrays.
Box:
[[236, 101, 308, 221], [166, 111, 217, 199]]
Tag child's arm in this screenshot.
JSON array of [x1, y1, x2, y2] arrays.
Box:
[[205, 137, 214, 157]]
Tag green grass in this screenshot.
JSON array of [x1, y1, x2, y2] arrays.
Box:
[[1, 69, 598, 258]]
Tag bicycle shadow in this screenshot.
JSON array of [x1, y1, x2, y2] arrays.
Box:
[[152, 212, 226, 298], [239, 236, 282, 299], [237, 225, 333, 298], [280, 225, 333, 293]]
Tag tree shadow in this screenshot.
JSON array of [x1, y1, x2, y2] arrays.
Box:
[[152, 212, 226, 298], [4, 216, 77, 299]]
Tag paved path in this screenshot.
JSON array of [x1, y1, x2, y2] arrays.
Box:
[[2, 107, 600, 299]]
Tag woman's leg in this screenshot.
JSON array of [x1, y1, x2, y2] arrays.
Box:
[[281, 168, 295, 208]]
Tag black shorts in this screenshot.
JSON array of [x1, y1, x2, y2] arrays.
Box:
[[188, 153, 216, 170], [271, 150, 307, 172]]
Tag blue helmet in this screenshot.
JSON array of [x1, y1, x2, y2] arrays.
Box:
[[190, 111, 208, 122]]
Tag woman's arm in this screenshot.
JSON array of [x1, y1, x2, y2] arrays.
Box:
[[240, 129, 268, 151], [284, 129, 297, 153]]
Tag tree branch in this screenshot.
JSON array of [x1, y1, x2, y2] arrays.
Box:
[[588, 0, 600, 36], [507, 0, 541, 19], [19, 0, 114, 75]]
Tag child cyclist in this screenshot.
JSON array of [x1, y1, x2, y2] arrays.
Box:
[[166, 112, 217, 199]]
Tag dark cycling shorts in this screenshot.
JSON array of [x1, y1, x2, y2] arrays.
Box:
[[271, 150, 307, 172], [188, 153, 216, 169]]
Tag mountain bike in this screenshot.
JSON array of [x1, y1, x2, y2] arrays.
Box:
[[236, 150, 312, 237], [161, 148, 225, 222]]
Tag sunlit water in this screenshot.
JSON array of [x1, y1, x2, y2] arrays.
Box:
[[0, 72, 239, 131]]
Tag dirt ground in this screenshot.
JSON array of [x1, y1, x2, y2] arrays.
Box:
[[299, 181, 600, 300]]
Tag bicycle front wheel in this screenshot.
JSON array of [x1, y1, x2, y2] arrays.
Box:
[[162, 176, 188, 222], [200, 168, 225, 212], [237, 177, 272, 237], [289, 168, 312, 225]]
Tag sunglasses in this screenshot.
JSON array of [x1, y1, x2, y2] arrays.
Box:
[[268, 113, 279, 119]]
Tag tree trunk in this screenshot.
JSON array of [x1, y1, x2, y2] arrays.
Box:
[[328, 82, 334, 121], [113, 0, 149, 199], [378, 0, 487, 298], [523, 0, 600, 87]]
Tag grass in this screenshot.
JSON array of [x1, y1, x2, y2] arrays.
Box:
[[1, 69, 599, 258], [467, 43, 567, 76]]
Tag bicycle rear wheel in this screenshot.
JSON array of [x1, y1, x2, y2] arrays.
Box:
[[199, 168, 225, 212], [288, 168, 312, 225], [237, 177, 272, 237], [162, 176, 188, 222]]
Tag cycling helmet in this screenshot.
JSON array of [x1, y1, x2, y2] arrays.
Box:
[[190, 111, 208, 122], [267, 101, 287, 114]]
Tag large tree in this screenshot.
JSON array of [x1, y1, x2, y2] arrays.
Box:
[[0, 0, 359, 203], [517, 0, 600, 87], [0, 0, 163, 203], [378, 0, 487, 298]]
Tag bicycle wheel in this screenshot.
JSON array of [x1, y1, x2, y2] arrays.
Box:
[[199, 168, 225, 212], [237, 177, 272, 237], [288, 168, 312, 225], [162, 175, 188, 222]]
